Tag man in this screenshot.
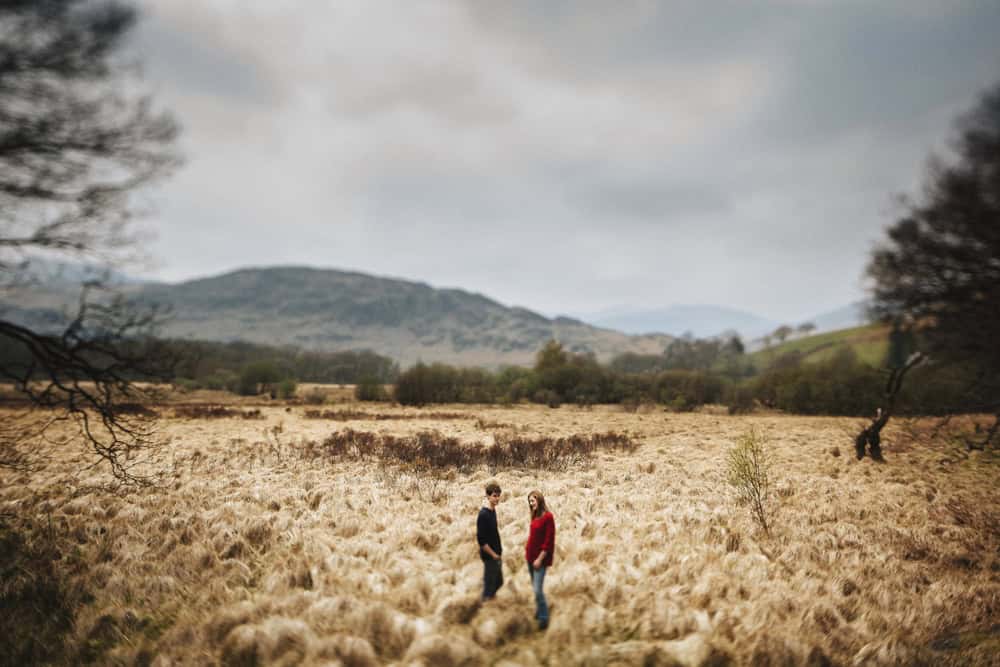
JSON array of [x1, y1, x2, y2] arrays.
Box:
[[477, 481, 503, 599]]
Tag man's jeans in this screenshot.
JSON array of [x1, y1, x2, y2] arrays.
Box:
[[483, 558, 503, 599], [528, 564, 549, 626]]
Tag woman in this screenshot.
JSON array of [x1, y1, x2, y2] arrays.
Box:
[[525, 490, 555, 630]]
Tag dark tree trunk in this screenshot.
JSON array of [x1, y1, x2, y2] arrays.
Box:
[[855, 352, 924, 461]]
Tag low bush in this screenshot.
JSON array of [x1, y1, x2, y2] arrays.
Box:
[[532, 389, 561, 408], [277, 378, 297, 400], [303, 389, 327, 405], [355, 377, 390, 402], [236, 362, 283, 397]]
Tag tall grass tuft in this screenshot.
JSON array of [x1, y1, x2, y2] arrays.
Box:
[[0, 516, 85, 665]]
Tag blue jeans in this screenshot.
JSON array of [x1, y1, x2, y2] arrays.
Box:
[[528, 564, 548, 626]]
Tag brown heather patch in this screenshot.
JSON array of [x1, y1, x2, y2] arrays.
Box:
[[475, 417, 513, 430], [1, 405, 998, 665], [296, 428, 636, 472], [302, 408, 468, 421], [173, 405, 265, 420]]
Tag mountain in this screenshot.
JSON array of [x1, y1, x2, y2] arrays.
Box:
[[573, 304, 779, 339], [1, 266, 673, 367], [11, 257, 144, 288]]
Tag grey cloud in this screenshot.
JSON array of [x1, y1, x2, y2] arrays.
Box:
[[577, 177, 731, 222], [464, 0, 782, 76], [750, 3, 1000, 145], [134, 0, 1000, 325], [329, 62, 517, 127], [131, 9, 280, 106]]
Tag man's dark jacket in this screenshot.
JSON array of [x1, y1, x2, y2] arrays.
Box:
[[477, 506, 502, 562]]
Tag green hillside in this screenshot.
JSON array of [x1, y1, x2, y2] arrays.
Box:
[[750, 323, 890, 369]]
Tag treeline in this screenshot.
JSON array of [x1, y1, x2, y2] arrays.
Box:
[[166, 340, 399, 395], [0, 335, 399, 397], [392, 339, 736, 409], [0, 327, 970, 414], [388, 338, 973, 417]]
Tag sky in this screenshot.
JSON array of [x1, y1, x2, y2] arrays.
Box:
[[128, 0, 1000, 322]]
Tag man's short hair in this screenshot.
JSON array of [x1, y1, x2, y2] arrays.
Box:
[[485, 481, 501, 496]]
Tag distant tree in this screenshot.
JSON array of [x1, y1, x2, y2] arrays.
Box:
[[237, 362, 282, 397], [534, 339, 568, 373], [866, 82, 1000, 451], [772, 325, 793, 344], [394, 362, 463, 406], [277, 378, 297, 400], [797, 322, 816, 337], [662, 337, 727, 371], [355, 376, 389, 402], [608, 352, 668, 375], [0, 0, 180, 482]]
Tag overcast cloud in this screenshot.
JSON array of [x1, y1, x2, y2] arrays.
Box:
[[129, 0, 1000, 322]]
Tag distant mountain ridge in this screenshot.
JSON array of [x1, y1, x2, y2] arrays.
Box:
[[577, 304, 778, 339], [1, 265, 674, 367], [2, 263, 870, 367], [570, 301, 869, 340], [809, 300, 870, 334]]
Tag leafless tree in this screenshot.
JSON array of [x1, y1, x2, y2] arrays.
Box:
[[854, 352, 925, 461], [0, 0, 180, 483]]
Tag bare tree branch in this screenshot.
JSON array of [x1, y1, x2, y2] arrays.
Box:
[[0, 0, 180, 484]]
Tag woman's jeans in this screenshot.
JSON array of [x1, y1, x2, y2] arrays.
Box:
[[528, 564, 549, 626]]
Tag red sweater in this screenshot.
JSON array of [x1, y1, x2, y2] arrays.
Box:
[[525, 511, 555, 567]]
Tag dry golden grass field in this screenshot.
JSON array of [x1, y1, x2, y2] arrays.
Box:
[[1, 392, 999, 666]]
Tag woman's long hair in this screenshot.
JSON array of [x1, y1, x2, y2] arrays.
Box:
[[528, 490, 548, 520]]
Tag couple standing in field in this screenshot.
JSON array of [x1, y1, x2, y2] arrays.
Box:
[[476, 481, 556, 630]]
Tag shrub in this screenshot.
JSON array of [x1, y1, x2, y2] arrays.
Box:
[[726, 427, 774, 536], [277, 378, 297, 399], [237, 362, 282, 396], [532, 389, 561, 408], [303, 388, 327, 405], [355, 377, 389, 402], [394, 363, 454, 406], [724, 383, 756, 414], [203, 369, 239, 392]]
